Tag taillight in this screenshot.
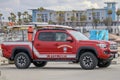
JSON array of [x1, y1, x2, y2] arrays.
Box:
[[1, 44, 4, 50], [0, 44, 1, 50]]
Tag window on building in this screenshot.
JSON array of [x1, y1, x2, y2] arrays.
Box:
[[89, 13, 91, 16], [67, 13, 69, 16], [67, 18, 70, 20], [102, 17, 104, 19], [89, 17, 91, 20], [97, 12, 100, 17], [76, 13, 78, 17]]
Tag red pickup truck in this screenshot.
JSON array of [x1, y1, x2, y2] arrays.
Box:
[[1, 25, 119, 70]]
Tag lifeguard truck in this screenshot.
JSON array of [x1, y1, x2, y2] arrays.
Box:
[[1, 25, 119, 70]]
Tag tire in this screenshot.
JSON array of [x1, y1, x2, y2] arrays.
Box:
[[80, 52, 98, 70], [33, 61, 47, 67], [98, 61, 111, 68], [14, 52, 31, 69]]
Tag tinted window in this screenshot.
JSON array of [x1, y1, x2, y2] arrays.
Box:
[[39, 32, 55, 41], [55, 32, 68, 41]]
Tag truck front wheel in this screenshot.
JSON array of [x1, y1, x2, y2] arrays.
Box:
[[33, 61, 47, 67], [80, 52, 98, 70], [14, 52, 31, 69], [98, 61, 111, 68]]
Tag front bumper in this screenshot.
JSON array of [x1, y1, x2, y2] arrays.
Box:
[[112, 53, 119, 58], [104, 53, 119, 61]]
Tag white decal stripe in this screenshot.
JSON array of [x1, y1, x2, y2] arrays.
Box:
[[3, 42, 76, 58], [67, 55, 76, 58], [3, 42, 42, 58]]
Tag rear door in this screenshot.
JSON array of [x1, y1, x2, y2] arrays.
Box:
[[33, 31, 56, 59]]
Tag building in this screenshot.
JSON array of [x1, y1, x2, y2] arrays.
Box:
[[31, 2, 119, 27]]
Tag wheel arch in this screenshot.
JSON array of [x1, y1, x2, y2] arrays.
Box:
[[76, 46, 98, 61], [10, 47, 33, 60]]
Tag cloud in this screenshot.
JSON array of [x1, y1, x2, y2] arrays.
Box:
[[44, 0, 99, 10], [82, 0, 99, 9], [5, 8, 13, 12]]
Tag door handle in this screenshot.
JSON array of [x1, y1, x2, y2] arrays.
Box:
[[36, 44, 40, 46]]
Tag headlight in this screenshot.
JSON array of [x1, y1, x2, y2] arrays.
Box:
[[97, 44, 107, 48]]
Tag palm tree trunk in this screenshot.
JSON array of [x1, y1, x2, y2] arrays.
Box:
[[117, 16, 120, 35]]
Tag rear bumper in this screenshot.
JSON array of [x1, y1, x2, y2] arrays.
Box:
[[0, 50, 3, 57]]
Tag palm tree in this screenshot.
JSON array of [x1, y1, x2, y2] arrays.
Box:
[[28, 14, 32, 22], [23, 11, 29, 24], [10, 12, 16, 23], [91, 8, 96, 29], [8, 17, 11, 22], [37, 14, 42, 22], [17, 12, 22, 25], [37, 7, 45, 22], [107, 9, 112, 31], [56, 11, 65, 25], [93, 19, 100, 28], [71, 10, 76, 27], [0, 13, 3, 26], [49, 12, 53, 24], [116, 9, 120, 35], [80, 15, 87, 26], [38, 7, 45, 12], [0, 13, 3, 20]]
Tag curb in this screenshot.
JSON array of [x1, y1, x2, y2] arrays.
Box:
[[0, 57, 9, 65]]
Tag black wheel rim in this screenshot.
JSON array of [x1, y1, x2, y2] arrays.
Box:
[[82, 56, 93, 67], [17, 55, 27, 67]]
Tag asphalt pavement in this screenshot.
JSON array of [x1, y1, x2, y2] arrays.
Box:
[[0, 60, 120, 80]]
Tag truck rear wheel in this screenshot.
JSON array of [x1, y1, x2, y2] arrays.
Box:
[[14, 52, 31, 69], [98, 61, 111, 68], [33, 61, 47, 67], [80, 52, 98, 70]]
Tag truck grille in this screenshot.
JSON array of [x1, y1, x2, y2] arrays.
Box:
[[110, 44, 117, 50]]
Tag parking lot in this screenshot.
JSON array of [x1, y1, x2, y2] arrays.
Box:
[[0, 60, 120, 80]]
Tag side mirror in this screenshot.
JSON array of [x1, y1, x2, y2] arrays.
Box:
[[66, 37, 73, 42]]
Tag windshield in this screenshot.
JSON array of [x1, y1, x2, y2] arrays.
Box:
[[69, 30, 89, 40]]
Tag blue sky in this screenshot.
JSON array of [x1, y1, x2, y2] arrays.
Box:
[[0, 0, 120, 21]]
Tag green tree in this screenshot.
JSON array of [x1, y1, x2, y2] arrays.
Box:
[[10, 12, 16, 23], [17, 12, 22, 25], [8, 17, 11, 22], [0, 13, 3, 20], [37, 7, 45, 22], [91, 8, 96, 29], [80, 14, 87, 26], [49, 12, 53, 24], [38, 7, 45, 12], [56, 11, 65, 25], [103, 17, 112, 26], [93, 18, 100, 28], [71, 10, 76, 26], [0, 13, 3, 26], [107, 9, 113, 31], [37, 14, 42, 22], [28, 14, 32, 22], [23, 11, 29, 24]]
